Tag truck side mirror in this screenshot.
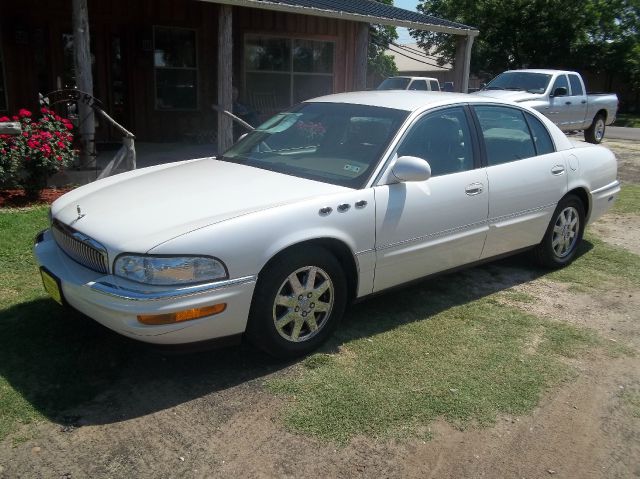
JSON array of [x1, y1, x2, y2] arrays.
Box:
[[551, 87, 567, 97]]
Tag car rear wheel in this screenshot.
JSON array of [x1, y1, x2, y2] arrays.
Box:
[[533, 194, 585, 268], [246, 246, 347, 358], [584, 113, 606, 144]]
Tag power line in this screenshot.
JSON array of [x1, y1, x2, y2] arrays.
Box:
[[386, 45, 447, 69], [391, 42, 444, 62]]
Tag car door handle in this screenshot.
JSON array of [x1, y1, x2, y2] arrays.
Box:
[[581, 100, 587, 104], [465, 183, 483, 196], [551, 165, 565, 175], [565, 101, 572, 105]]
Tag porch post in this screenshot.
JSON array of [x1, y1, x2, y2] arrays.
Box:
[[217, 4, 233, 154], [354, 22, 369, 90], [72, 0, 96, 167], [454, 34, 474, 93]]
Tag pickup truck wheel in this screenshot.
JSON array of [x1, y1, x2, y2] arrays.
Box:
[[584, 114, 606, 144], [246, 246, 347, 358], [533, 194, 585, 269]]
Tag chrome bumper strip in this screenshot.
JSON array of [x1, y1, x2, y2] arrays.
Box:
[[591, 180, 620, 195], [90, 275, 257, 301]]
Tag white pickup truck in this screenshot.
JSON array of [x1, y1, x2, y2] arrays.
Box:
[[377, 76, 441, 92], [474, 69, 618, 143]]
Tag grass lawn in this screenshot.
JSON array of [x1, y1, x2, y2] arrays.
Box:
[[0, 193, 637, 444], [613, 113, 640, 128]]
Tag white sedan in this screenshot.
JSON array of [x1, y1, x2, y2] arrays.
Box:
[[34, 91, 620, 357]]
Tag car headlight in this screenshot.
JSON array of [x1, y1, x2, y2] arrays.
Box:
[[113, 255, 228, 286]]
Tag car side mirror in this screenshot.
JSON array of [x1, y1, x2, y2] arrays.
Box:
[[551, 87, 567, 97], [387, 155, 432, 184]]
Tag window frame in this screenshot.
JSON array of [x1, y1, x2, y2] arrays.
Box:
[[408, 79, 428, 91], [243, 33, 336, 109], [550, 74, 569, 97], [387, 104, 482, 177], [568, 74, 584, 97], [469, 104, 556, 166], [152, 25, 199, 112]]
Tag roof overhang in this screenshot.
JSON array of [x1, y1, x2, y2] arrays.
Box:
[[198, 0, 479, 37]]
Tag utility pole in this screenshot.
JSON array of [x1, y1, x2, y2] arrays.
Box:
[[72, 0, 96, 167]]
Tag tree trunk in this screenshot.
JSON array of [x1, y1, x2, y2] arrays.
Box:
[[72, 0, 96, 168], [354, 22, 369, 91], [217, 5, 233, 154]]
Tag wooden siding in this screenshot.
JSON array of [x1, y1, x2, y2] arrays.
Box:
[[0, 0, 363, 142]]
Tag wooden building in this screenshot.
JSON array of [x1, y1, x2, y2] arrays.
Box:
[[0, 0, 477, 150]]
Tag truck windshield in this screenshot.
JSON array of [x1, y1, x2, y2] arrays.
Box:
[[377, 77, 412, 90], [484, 72, 552, 94], [221, 102, 408, 188]]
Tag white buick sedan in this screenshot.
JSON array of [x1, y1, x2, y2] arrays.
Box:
[[35, 91, 620, 357]]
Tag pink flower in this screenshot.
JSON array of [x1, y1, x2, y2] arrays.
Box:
[[64, 122, 74, 130], [11, 116, 18, 121], [57, 141, 65, 149], [0, 116, 9, 122], [56, 155, 62, 162], [18, 109, 32, 118], [40, 107, 51, 115]]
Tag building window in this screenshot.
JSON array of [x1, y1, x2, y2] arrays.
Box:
[[0, 40, 7, 111], [153, 26, 198, 110], [244, 35, 334, 116]]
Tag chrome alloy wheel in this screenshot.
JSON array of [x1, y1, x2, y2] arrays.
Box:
[[595, 117, 605, 142], [272, 266, 334, 342], [552, 206, 580, 258]]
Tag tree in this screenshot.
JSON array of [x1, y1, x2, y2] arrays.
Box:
[[368, 0, 399, 78], [413, 0, 637, 73]]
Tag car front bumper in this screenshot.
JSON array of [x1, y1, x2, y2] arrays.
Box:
[[34, 229, 257, 344]]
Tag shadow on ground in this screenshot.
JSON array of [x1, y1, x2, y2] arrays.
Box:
[[0, 242, 594, 429]]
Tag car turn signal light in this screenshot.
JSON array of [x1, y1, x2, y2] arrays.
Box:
[[137, 303, 227, 325]]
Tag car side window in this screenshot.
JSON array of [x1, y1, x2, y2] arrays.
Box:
[[568, 74, 584, 96], [551, 75, 569, 96], [429, 80, 440, 91], [474, 105, 536, 166], [409, 80, 428, 91], [524, 112, 555, 155], [396, 106, 474, 176]]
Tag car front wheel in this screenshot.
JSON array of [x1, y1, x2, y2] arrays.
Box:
[[533, 194, 585, 268], [246, 246, 347, 358]]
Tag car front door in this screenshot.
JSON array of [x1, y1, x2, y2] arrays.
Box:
[[472, 105, 568, 259], [373, 106, 489, 292]]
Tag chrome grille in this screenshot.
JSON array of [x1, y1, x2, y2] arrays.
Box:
[[52, 220, 109, 274]]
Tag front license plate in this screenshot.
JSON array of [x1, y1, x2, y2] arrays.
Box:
[[40, 268, 64, 305]]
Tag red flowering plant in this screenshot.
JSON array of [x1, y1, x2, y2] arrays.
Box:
[[0, 107, 75, 196]]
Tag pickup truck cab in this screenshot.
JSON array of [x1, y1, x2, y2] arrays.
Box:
[[474, 69, 618, 143], [377, 76, 441, 92]]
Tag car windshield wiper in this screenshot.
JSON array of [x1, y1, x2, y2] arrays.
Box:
[[484, 86, 504, 90], [504, 87, 526, 91]]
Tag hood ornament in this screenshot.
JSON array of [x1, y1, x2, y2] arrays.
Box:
[[70, 205, 86, 225]]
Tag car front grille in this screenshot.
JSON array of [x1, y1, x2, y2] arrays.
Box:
[[51, 219, 109, 274]]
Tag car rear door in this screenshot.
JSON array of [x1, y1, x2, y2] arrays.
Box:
[[471, 105, 568, 259], [373, 105, 489, 292]]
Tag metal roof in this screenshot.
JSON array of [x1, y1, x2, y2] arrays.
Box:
[[207, 0, 479, 36]]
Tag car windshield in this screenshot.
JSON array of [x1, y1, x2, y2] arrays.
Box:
[[220, 102, 408, 188], [377, 77, 412, 90], [483, 72, 552, 94]]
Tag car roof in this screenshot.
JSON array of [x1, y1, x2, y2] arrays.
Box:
[[306, 90, 507, 112]]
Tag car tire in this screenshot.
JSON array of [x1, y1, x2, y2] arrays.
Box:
[[584, 113, 606, 144], [246, 246, 347, 358], [533, 194, 585, 269]]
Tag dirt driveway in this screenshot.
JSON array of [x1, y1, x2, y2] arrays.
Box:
[[1, 139, 639, 479]]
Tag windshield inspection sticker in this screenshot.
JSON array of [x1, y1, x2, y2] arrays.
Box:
[[344, 164, 361, 173]]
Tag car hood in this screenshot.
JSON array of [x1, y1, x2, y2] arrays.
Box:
[[51, 158, 348, 253], [473, 90, 543, 103]]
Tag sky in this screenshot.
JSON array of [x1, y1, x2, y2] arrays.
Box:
[[393, 0, 420, 44]]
